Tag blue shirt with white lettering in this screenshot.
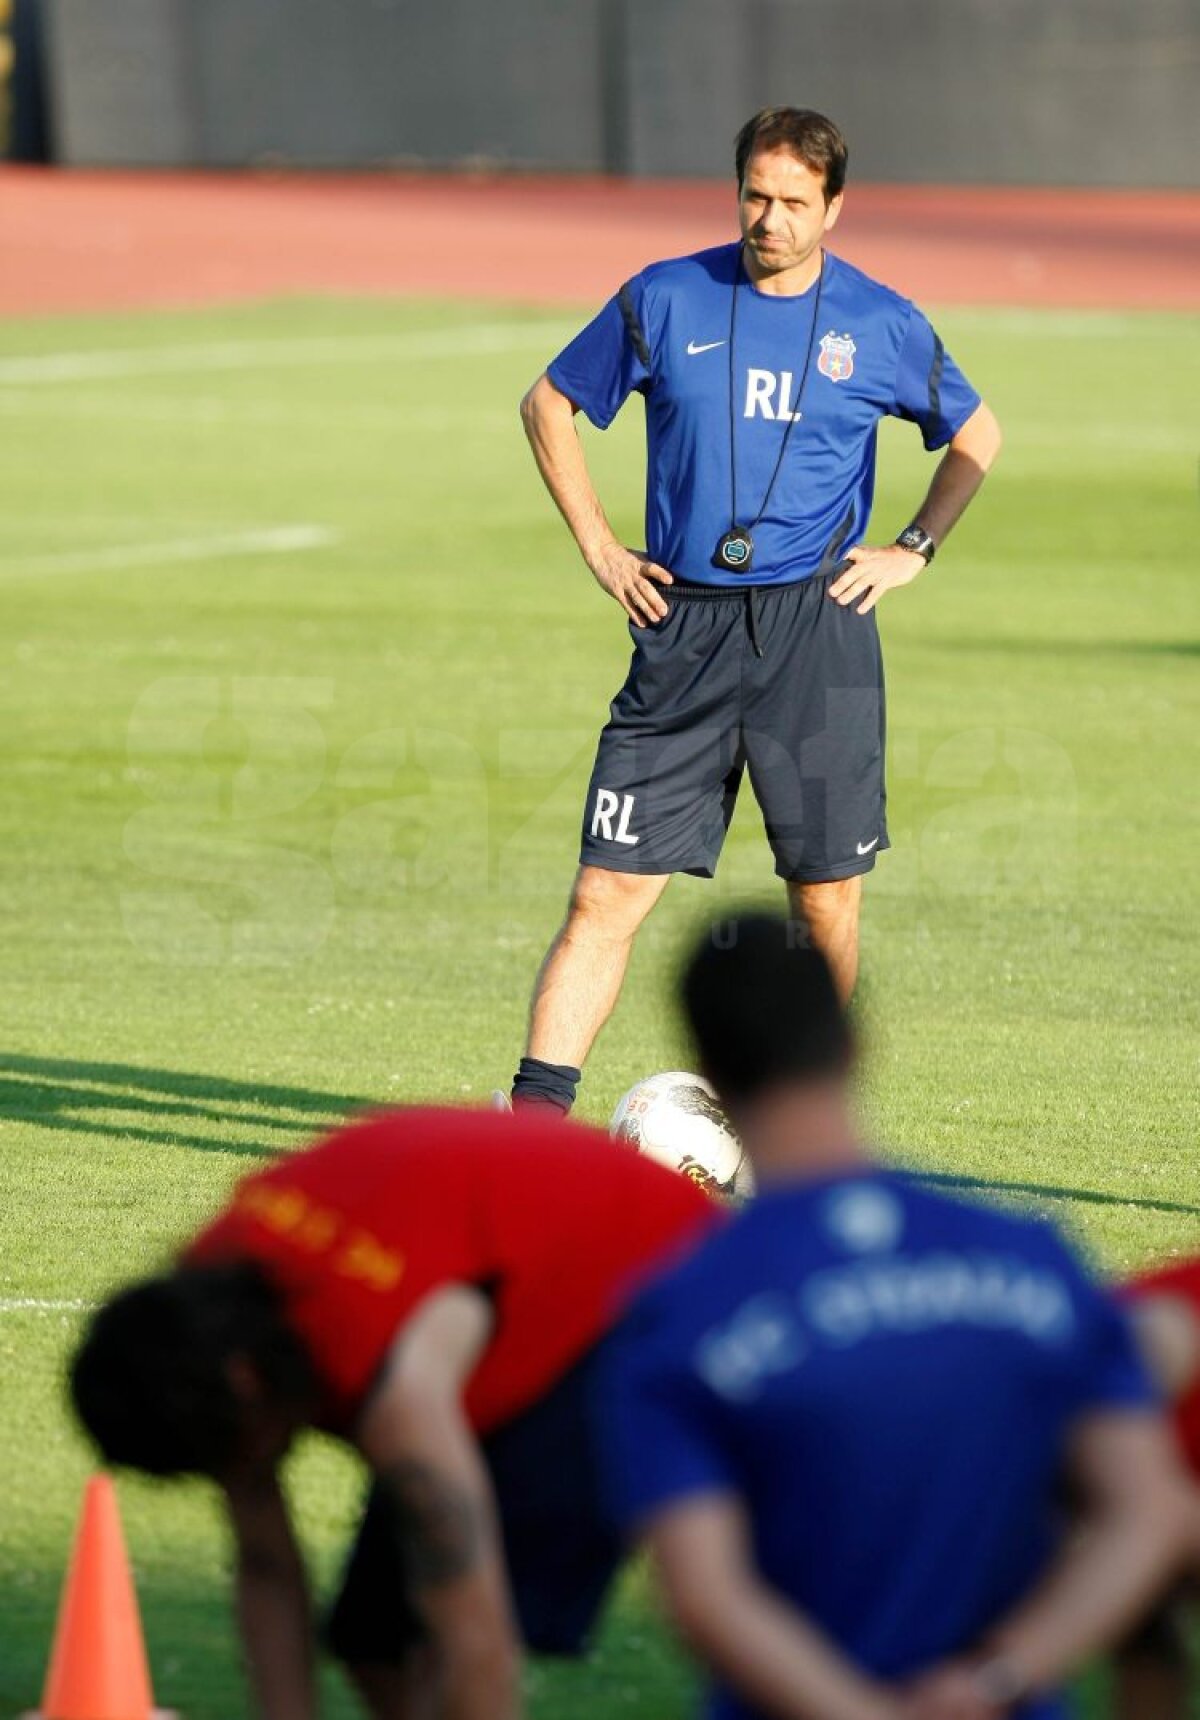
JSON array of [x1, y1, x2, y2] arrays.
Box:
[[547, 243, 981, 587], [598, 1171, 1155, 1720]]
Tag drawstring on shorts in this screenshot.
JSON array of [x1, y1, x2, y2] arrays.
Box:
[[664, 578, 770, 659], [746, 588, 764, 660]]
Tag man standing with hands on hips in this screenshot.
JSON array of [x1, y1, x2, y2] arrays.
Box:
[[507, 107, 1001, 1117]]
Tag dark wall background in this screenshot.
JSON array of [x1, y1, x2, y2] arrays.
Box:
[[3, 0, 49, 159], [623, 0, 1200, 185], [40, 0, 1199, 186]]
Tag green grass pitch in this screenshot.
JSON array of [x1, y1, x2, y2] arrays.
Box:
[[1, 294, 1197, 1717]]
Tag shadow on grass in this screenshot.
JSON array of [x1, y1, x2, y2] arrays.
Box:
[[0, 1054, 371, 1160], [920, 1169, 1200, 1220]]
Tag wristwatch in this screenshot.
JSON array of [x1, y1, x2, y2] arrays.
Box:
[[895, 523, 936, 564]]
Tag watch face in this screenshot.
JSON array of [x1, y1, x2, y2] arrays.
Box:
[[898, 527, 933, 559]]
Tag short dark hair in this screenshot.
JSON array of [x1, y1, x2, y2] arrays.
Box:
[[734, 108, 848, 202], [70, 1262, 316, 1478], [680, 912, 852, 1105]]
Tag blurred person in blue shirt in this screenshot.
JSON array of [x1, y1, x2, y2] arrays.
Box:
[[598, 914, 1195, 1720]]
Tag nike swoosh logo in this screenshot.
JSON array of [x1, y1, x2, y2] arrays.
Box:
[[856, 837, 880, 855], [686, 340, 726, 355]]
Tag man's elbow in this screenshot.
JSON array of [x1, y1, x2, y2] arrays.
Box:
[[520, 372, 576, 435], [519, 373, 557, 432], [956, 402, 1003, 470], [980, 404, 1004, 466], [1105, 1469, 1200, 1581]]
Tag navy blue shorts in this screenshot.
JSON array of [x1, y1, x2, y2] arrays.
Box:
[[324, 1345, 622, 1664], [579, 574, 889, 882]]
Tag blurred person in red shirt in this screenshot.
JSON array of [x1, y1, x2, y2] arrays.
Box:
[[70, 1107, 716, 1720], [1115, 1258, 1200, 1718]]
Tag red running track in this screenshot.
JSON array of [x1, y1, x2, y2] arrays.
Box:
[[1, 168, 1197, 316]]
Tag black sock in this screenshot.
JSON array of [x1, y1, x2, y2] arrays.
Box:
[[511, 1056, 581, 1115]]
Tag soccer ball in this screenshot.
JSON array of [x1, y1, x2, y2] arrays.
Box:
[[610, 1071, 752, 1200]]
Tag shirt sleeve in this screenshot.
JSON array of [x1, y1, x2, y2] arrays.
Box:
[[891, 306, 981, 450], [1055, 1244, 1160, 1417], [596, 1290, 738, 1534], [1121, 1258, 1200, 1308], [545, 275, 654, 430]]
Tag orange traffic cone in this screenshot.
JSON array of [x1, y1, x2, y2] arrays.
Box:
[[24, 1474, 175, 1720]]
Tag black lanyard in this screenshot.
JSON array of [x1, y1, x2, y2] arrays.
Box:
[[711, 248, 826, 576]]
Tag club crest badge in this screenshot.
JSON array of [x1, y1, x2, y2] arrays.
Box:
[[818, 331, 856, 382]]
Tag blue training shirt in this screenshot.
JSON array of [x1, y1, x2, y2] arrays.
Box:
[[547, 243, 981, 587], [598, 1170, 1155, 1720]]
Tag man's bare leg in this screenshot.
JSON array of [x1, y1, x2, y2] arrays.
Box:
[[784, 876, 863, 1003], [526, 865, 672, 1068]]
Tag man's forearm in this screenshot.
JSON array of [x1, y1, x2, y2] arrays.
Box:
[[982, 1500, 1191, 1696], [910, 404, 1002, 546], [353, 1291, 524, 1720], [674, 1569, 898, 1720], [235, 1554, 316, 1720], [377, 1453, 523, 1720], [910, 447, 989, 544], [224, 1472, 316, 1720], [518, 373, 672, 624], [519, 378, 617, 569], [827, 401, 1001, 612], [436, 1632, 521, 1720]]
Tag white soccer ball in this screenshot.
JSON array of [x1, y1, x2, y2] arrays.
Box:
[[610, 1071, 752, 1200]]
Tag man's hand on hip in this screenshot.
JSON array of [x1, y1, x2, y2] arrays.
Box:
[[828, 545, 925, 615], [590, 544, 674, 627]]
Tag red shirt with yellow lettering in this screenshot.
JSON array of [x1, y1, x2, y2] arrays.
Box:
[[185, 1106, 716, 1436], [1122, 1258, 1200, 1475]]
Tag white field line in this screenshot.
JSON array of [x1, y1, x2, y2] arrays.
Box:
[[1, 523, 338, 579], [3, 512, 217, 534], [0, 321, 570, 386], [0, 392, 513, 432], [3, 391, 1189, 453], [928, 308, 1168, 337], [0, 1297, 92, 1313]]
